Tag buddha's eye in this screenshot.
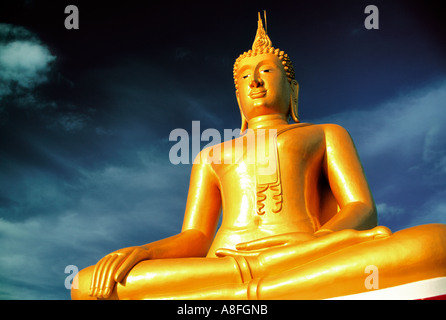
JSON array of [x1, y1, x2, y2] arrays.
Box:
[[242, 74, 250, 79], [260, 69, 272, 73]]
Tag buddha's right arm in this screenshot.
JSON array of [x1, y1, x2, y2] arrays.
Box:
[[144, 150, 222, 259], [140, 229, 214, 259], [89, 151, 222, 298]]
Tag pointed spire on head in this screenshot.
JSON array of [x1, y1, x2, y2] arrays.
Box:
[[252, 11, 272, 51]]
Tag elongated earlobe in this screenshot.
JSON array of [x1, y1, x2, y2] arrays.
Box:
[[236, 92, 248, 134], [290, 80, 299, 123], [240, 117, 248, 134]]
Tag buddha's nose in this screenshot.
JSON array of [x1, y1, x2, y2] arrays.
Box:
[[249, 77, 264, 88]]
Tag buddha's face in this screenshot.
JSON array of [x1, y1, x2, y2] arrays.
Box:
[[236, 53, 291, 121]]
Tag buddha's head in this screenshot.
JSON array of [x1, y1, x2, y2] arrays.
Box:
[[233, 12, 299, 132]]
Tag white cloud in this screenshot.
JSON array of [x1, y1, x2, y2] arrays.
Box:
[[0, 23, 35, 42], [376, 203, 404, 218], [0, 41, 55, 87], [0, 24, 93, 135], [0, 24, 56, 102]]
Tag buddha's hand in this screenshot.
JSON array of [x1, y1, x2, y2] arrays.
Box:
[[215, 232, 316, 257], [89, 245, 151, 299], [215, 227, 392, 259]]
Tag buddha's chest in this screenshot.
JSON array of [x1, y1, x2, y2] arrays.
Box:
[[213, 126, 325, 215]]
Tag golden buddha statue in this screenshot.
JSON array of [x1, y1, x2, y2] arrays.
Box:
[[72, 12, 446, 300]]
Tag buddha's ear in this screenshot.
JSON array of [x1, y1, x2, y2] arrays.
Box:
[[289, 80, 299, 123], [236, 91, 248, 134]]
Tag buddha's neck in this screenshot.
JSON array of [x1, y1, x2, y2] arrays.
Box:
[[248, 113, 289, 130]]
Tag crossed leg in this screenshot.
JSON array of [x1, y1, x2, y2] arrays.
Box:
[[72, 224, 446, 300]]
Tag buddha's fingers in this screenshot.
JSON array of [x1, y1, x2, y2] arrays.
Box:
[[97, 254, 120, 299], [310, 227, 391, 254], [361, 225, 392, 240], [215, 248, 261, 258], [90, 255, 112, 297], [236, 236, 287, 251], [316, 226, 391, 249], [104, 255, 126, 298]]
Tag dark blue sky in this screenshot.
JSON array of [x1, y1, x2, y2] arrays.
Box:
[[0, 0, 445, 299]]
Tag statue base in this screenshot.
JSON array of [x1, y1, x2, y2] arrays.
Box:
[[328, 277, 446, 300]]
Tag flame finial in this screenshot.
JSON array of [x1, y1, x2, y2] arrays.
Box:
[[252, 11, 272, 51]]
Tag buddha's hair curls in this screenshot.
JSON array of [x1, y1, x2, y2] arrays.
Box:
[[233, 48, 295, 92]]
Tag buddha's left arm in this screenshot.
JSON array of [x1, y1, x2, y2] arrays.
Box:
[[321, 124, 377, 232]]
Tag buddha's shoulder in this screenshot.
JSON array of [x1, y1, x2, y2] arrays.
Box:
[[275, 123, 352, 147], [280, 123, 350, 135]]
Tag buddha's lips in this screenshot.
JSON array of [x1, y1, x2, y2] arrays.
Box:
[[249, 90, 267, 99]]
